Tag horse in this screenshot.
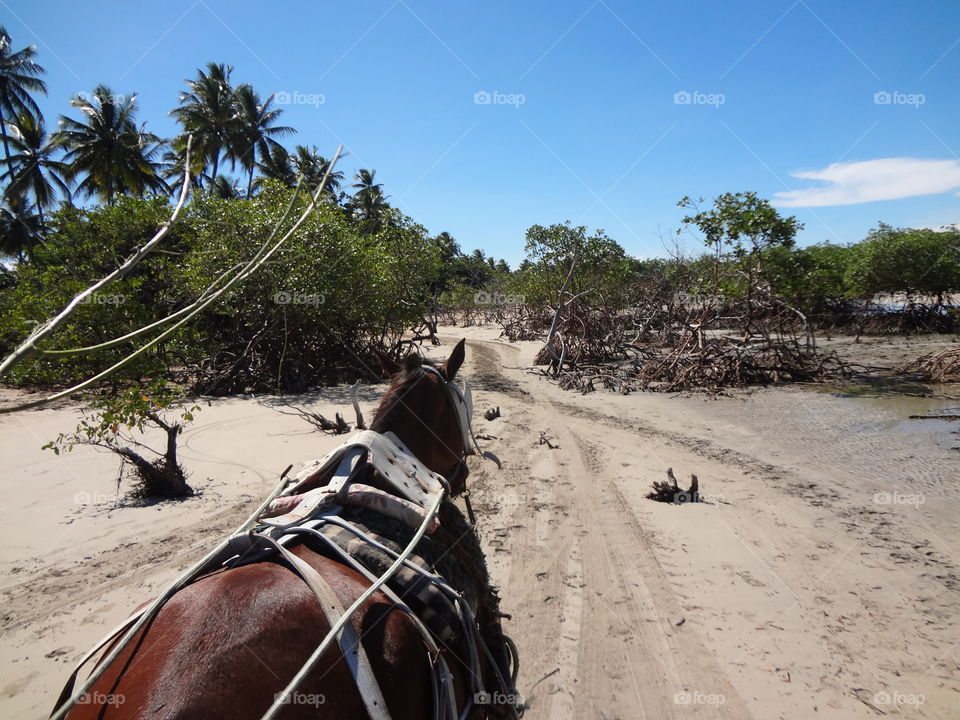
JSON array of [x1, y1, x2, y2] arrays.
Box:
[[53, 339, 520, 720]]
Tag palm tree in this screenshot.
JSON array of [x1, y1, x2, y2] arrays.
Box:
[[209, 174, 242, 199], [255, 144, 295, 187], [291, 145, 343, 197], [160, 146, 209, 189], [434, 231, 460, 263], [0, 195, 43, 261], [2, 111, 70, 223], [228, 84, 295, 195], [0, 26, 47, 177], [169, 63, 237, 183], [55, 85, 168, 204], [352, 168, 383, 196], [349, 168, 389, 234]]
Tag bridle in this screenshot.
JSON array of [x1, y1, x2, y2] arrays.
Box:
[[420, 365, 500, 503]]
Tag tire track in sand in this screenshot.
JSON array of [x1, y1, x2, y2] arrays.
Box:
[[460, 336, 749, 718]]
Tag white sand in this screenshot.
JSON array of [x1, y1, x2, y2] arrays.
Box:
[[1, 329, 958, 719]]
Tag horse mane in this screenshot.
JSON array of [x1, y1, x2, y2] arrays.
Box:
[[370, 354, 437, 431]]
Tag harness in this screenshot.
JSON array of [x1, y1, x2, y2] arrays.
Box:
[[51, 367, 519, 720]]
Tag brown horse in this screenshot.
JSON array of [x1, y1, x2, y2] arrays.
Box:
[[55, 339, 519, 720]]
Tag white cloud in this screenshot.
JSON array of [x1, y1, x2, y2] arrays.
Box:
[[773, 158, 960, 207]]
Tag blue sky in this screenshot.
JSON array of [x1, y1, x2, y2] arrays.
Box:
[[4, 0, 959, 265]]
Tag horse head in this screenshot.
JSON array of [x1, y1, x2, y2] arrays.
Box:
[[371, 338, 470, 495]]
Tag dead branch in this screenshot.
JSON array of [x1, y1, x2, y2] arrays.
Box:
[[899, 346, 960, 382], [647, 467, 701, 504], [270, 399, 351, 434]]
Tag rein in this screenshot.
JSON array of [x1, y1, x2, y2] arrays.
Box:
[[51, 364, 518, 720]]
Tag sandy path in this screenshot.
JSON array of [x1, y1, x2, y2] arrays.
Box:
[[2, 329, 958, 719], [451, 329, 959, 719]]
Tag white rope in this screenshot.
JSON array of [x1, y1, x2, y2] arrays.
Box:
[[0, 145, 343, 414], [0, 136, 194, 377], [48, 470, 293, 720], [260, 490, 445, 720]]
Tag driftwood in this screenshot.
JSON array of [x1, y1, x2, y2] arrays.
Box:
[[349, 380, 367, 430], [270, 399, 352, 435], [542, 250, 595, 376], [900, 346, 960, 382], [647, 467, 700, 504], [484, 407, 501, 421], [538, 431, 557, 449], [522, 287, 852, 394]]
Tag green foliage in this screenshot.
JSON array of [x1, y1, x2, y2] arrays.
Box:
[[515, 222, 634, 306], [43, 379, 198, 498], [0, 196, 182, 383], [678, 191, 802, 260], [42, 380, 197, 455], [844, 224, 960, 300], [55, 85, 167, 203], [761, 242, 855, 309], [0, 183, 444, 390]]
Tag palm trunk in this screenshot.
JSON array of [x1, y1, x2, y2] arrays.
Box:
[[1, 92, 16, 181]]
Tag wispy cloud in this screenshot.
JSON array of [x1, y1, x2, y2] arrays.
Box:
[[773, 158, 960, 207]]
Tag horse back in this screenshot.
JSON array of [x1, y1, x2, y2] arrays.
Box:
[[66, 548, 433, 719]]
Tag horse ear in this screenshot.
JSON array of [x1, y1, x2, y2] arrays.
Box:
[[442, 339, 466, 382], [374, 350, 402, 378], [402, 353, 422, 372]]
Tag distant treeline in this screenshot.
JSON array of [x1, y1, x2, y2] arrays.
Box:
[[1, 28, 957, 394], [440, 221, 960, 333]]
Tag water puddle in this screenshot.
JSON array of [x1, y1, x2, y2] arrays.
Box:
[[819, 376, 960, 452]]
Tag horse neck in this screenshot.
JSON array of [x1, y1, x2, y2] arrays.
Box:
[[372, 384, 444, 471]]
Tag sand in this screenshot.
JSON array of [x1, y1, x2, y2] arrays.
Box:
[[1, 328, 958, 719]]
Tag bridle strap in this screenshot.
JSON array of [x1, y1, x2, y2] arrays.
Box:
[[421, 365, 501, 472]]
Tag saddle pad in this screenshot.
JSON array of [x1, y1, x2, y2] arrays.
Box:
[[317, 519, 462, 645], [285, 430, 448, 510]]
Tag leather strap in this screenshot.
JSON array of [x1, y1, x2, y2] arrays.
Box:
[[258, 536, 393, 720]]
